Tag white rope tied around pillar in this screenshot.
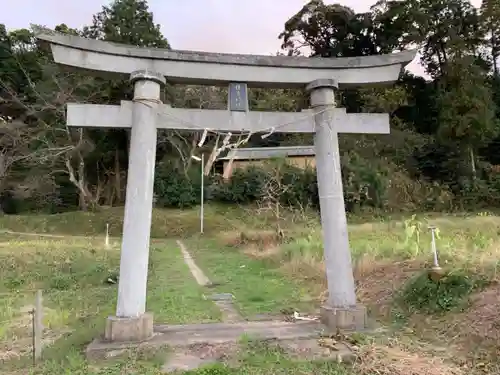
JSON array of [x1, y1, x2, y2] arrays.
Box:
[[318, 194, 343, 199], [132, 97, 163, 105]]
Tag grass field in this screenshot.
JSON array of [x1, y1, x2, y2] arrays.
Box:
[[0, 205, 499, 374]]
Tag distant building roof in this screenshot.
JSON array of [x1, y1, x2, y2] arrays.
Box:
[[220, 146, 315, 161]]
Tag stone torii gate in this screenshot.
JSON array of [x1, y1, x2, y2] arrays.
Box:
[[34, 27, 415, 343]]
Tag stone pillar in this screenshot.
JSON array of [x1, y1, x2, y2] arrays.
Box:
[[105, 70, 165, 342], [306, 79, 367, 331]]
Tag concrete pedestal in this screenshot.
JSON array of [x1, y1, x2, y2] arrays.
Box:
[[104, 313, 154, 342], [320, 305, 367, 332]]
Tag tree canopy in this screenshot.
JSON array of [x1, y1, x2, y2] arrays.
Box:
[[1, 0, 500, 214]]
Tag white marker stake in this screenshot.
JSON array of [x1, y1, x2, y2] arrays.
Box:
[[105, 223, 110, 248]]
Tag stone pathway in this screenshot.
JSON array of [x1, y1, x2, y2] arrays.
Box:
[[177, 240, 243, 323], [85, 241, 356, 372], [86, 320, 355, 371], [177, 240, 211, 286]]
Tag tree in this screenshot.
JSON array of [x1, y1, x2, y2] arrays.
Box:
[[279, 0, 398, 57], [256, 160, 291, 241], [359, 86, 410, 131], [0, 118, 33, 192], [0, 26, 44, 119], [480, 0, 500, 75], [0, 25, 64, 202], [396, 73, 440, 134], [83, 0, 169, 48], [436, 56, 499, 177], [0, 24, 120, 210], [79, 0, 171, 205], [373, 0, 483, 77], [2, 0, 500, 214], [166, 85, 227, 173]]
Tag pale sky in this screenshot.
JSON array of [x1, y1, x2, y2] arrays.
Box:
[[1, 0, 482, 77]]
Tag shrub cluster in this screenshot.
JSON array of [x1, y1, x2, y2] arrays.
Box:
[[398, 271, 487, 314], [153, 156, 390, 213]]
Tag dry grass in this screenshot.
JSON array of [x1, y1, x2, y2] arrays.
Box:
[[0, 205, 260, 239], [355, 259, 421, 315], [0, 303, 71, 362], [0, 233, 223, 373], [217, 212, 500, 373], [460, 283, 500, 341], [355, 343, 465, 375], [219, 229, 286, 260], [410, 282, 500, 361], [2, 208, 500, 374]]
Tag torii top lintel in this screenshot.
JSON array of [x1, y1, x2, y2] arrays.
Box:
[[33, 26, 417, 89]]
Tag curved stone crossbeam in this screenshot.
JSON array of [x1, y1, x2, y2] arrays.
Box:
[[33, 26, 417, 88]]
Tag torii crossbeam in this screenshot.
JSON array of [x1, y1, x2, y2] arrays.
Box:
[[67, 101, 390, 134], [34, 27, 416, 342]]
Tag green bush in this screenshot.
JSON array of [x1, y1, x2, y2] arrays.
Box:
[[453, 166, 500, 210], [154, 161, 200, 208], [398, 271, 485, 314], [341, 152, 388, 212], [153, 156, 394, 213], [184, 363, 233, 375], [50, 273, 75, 291], [152, 153, 486, 214], [210, 167, 267, 204], [279, 164, 319, 209]]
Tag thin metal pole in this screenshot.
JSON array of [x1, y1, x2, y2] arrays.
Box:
[[200, 153, 204, 234], [429, 226, 440, 268]]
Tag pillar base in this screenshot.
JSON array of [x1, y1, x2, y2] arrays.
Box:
[[104, 313, 153, 342], [320, 305, 367, 332]]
